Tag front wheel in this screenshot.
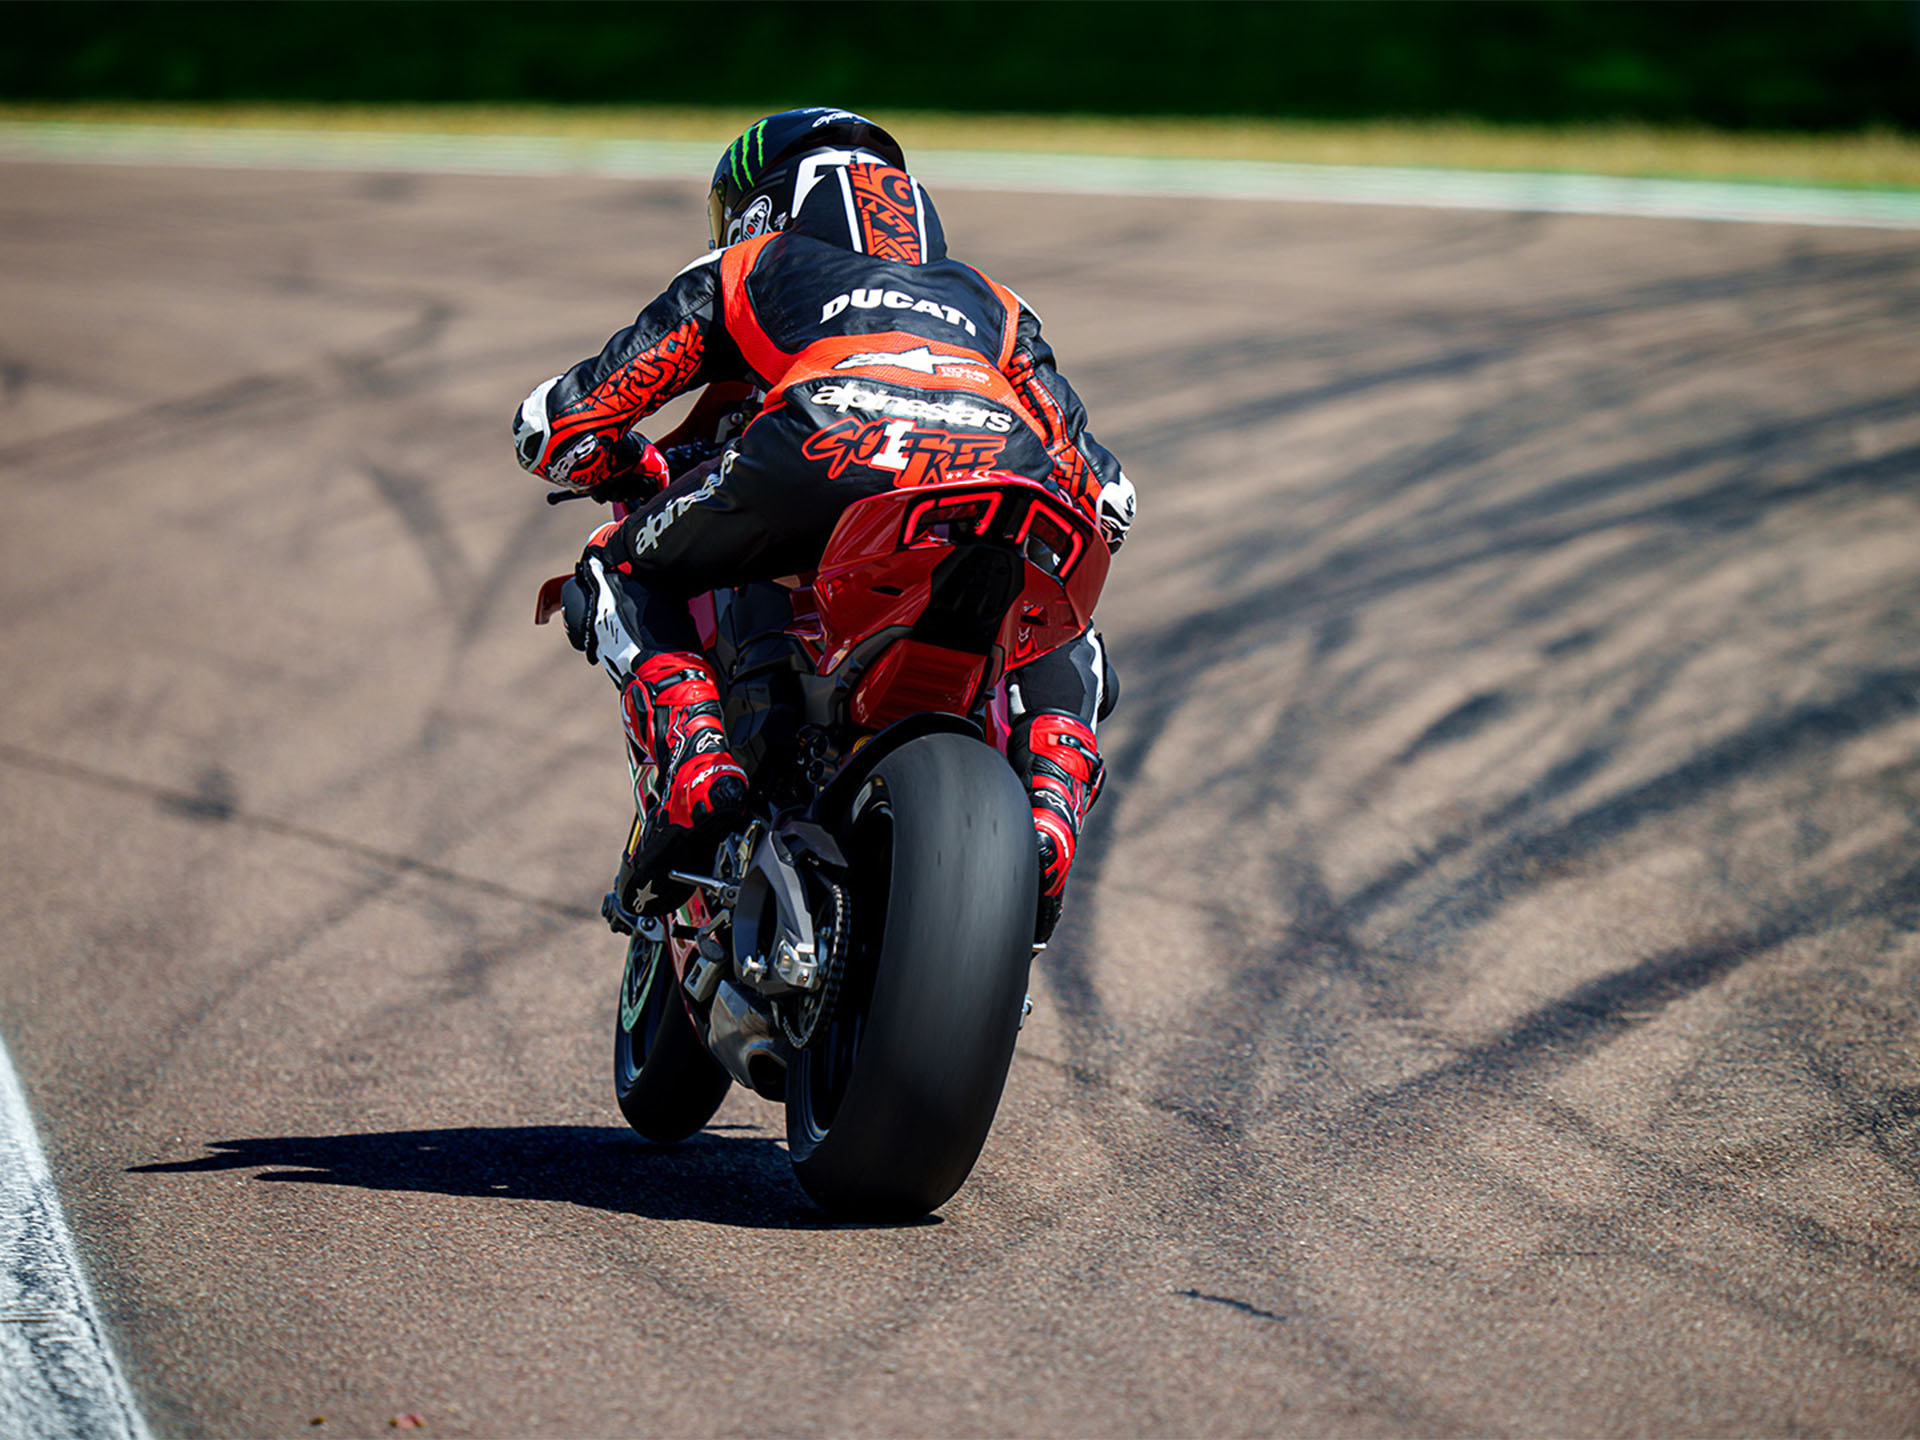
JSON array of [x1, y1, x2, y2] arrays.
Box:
[[613, 924, 731, 1143], [786, 732, 1037, 1217]]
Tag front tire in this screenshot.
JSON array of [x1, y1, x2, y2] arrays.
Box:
[[613, 925, 731, 1143], [787, 732, 1036, 1217]]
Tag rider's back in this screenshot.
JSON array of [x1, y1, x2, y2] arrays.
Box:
[[723, 162, 1024, 385]]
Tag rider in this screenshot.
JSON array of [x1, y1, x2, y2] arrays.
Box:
[[513, 107, 1135, 940]]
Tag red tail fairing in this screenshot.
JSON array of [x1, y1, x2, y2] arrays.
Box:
[[803, 474, 1109, 724], [542, 479, 1102, 738]]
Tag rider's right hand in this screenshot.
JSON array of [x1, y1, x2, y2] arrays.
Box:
[[593, 433, 673, 505], [548, 432, 672, 506], [517, 366, 671, 504]]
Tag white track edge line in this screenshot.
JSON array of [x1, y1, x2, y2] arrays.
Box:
[[1, 121, 1918, 231], [0, 1031, 151, 1440]]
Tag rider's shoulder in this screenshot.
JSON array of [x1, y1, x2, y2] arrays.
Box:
[[671, 251, 723, 279]]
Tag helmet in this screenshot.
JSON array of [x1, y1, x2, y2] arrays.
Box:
[[707, 107, 907, 250]]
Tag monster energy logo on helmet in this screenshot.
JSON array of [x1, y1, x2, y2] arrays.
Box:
[[707, 108, 907, 250], [727, 118, 770, 190]]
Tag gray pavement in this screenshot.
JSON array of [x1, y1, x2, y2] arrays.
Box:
[[2, 161, 1919, 1436]]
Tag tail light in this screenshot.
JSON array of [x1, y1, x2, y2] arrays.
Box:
[[1014, 500, 1086, 580], [902, 490, 1003, 547]]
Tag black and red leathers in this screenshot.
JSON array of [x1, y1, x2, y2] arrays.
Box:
[[524, 157, 1129, 576], [521, 148, 1131, 921]]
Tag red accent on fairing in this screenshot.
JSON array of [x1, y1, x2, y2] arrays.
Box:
[[534, 515, 626, 626], [807, 473, 1110, 688], [687, 593, 719, 652], [850, 640, 986, 730], [534, 574, 570, 625]]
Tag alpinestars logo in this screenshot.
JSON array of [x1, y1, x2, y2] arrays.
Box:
[[810, 381, 1015, 433], [627, 470, 724, 559], [832, 346, 990, 377], [545, 432, 598, 485], [802, 417, 1008, 487]]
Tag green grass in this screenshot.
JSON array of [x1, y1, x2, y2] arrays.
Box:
[[6, 102, 1919, 192]]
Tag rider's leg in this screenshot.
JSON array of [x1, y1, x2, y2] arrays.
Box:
[[580, 421, 891, 914], [1004, 626, 1118, 942], [573, 514, 749, 914]]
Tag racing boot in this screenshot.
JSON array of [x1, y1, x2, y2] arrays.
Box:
[[1010, 712, 1105, 945], [613, 652, 748, 917]]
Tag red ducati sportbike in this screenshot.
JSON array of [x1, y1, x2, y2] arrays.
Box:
[[537, 465, 1108, 1218]]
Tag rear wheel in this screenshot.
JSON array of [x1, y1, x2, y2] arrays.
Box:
[[613, 924, 731, 1143], [786, 732, 1036, 1217]]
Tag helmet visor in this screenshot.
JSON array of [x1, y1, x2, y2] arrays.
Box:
[[707, 184, 728, 251]]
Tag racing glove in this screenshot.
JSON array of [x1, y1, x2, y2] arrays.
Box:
[[549, 431, 672, 505], [514, 374, 671, 504]]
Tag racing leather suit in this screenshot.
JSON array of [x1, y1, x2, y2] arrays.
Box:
[[520, 158, 1129, 916]]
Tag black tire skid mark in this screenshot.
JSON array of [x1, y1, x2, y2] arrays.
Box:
[[1009, 235, 1920, 1419]]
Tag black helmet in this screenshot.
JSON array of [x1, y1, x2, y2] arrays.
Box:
[[707, 107, 907, 249]]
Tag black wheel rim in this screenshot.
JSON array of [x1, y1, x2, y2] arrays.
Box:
[[798, 1010, 863, 1140], [797, 786, 891, 1142], [614, 932, 667, 1091]]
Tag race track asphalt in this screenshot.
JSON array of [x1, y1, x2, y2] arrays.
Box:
[[3, 160, 1920, 1437]]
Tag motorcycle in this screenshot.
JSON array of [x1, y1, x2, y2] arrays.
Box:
[[535, 452, 1109, 1218]]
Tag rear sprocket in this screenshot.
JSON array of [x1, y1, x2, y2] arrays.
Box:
[[778, 877, 848, 1050]]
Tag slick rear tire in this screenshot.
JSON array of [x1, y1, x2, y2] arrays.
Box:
[[613, 927, 731, 1143], [786, 732, 1036, 1218]]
